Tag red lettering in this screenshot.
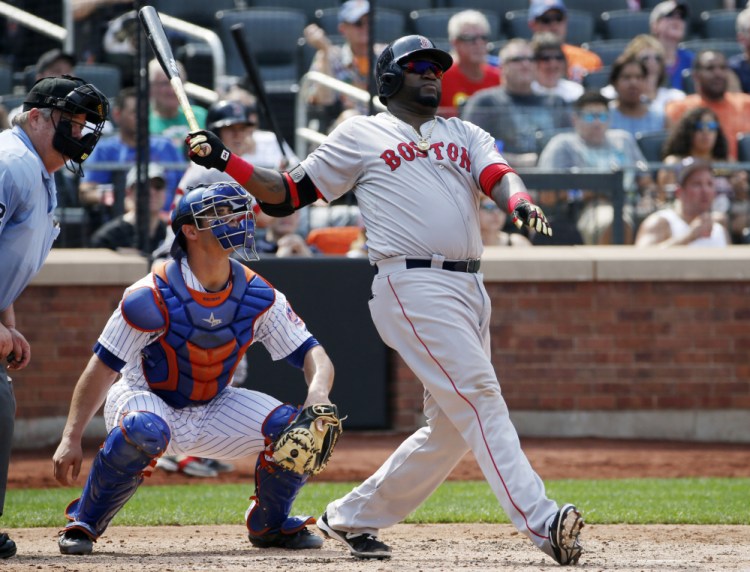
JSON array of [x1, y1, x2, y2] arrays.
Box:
[[430, 141, 445, 160], [459, 146, 471, 172], [398, 142, 416, 161], [447, 143, 458, 162], [380, 149, 401, 171]]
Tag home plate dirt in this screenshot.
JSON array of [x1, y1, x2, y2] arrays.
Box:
[[4, 523, 750, 571]]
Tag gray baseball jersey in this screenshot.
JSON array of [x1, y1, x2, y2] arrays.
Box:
[[301, 112, 507, 262]]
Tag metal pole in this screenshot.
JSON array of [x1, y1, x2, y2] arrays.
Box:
[[134, 0, 151, 260], [367, 0, 376, 117]]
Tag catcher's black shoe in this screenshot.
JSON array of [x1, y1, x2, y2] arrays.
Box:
[[58, 528, 94, 555], [0, 532, 16, 558], [317, 511, 392, 559], [248, 528, 323, 550], [549, 503, 584, 566]]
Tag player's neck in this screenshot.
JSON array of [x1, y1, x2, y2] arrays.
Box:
[[387, 102, 436, 130], [186, 251, 232, 292]]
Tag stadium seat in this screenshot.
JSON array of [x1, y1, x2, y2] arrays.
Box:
[[503, 9, 532, 40], [0, 64, 12, 96], [154, 0, 236, 28], [681, 68, 695, 94], [314, 7, 407, 44], [410, 8, 502, 43], [582, 66, 612, 91], [699, 9, 739, 39], [599, 10, 650, 40], [250, 0, 322, 23], [74, 64, 122, 99], [636, 130, 668, 163], [564, 0, 630, 18], [581, 39, 630, 66], [215, 8, 306, 82], [736, 132, 750, 162], [306, 226, 361, 255], [679, 39, 742, 60], [563, 11, 596, 47]]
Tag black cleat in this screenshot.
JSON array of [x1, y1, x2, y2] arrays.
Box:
[[0, 532, 16, 558], [58, 528, 94, 555], [248, 527, 324, 550], [549, 503, 584, 565], [317, 511, 391, 559]]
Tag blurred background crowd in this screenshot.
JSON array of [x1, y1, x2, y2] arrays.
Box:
[[1, 0, 748, 263]]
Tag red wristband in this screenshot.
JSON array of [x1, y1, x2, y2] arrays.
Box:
[[507, 192, 532, 214], [225, 154, 255, 185]]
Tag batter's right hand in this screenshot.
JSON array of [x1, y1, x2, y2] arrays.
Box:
[[512, 200, 553, 237], [53, 437, 84, 487], [185, 129, 231, 171]]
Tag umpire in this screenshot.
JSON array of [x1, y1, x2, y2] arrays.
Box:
[[0, 74, 108, 558]]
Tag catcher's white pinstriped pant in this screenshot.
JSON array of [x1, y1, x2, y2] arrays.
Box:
[[104, 380, 280, 460]]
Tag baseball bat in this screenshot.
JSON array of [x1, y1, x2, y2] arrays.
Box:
[[229, 23, 289, 160], [139, 6, 200, 133]]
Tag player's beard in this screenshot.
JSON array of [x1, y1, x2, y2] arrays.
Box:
[[401, 83, 441, 109]]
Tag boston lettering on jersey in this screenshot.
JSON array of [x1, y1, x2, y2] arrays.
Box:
[[380, 141, 471, 172]]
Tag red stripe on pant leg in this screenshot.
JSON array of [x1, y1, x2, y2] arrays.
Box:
[[387, 276, 548, 540]]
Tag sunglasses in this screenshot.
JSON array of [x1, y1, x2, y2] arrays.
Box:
[[536, 12, 565, 25], [456, 34, 488, 43], [350, 17, 368, 28], [402, 60, 444, 78], [505, 55, 534, 64], [694, 120, 719, 131], [536, 53, 566, 62], [480, 202, 500, 212], [579, 112, 610, 123]]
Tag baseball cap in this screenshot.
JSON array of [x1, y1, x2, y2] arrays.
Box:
[[338, 0, 369, 24], [649, 1, 689, 28], [676, 157, 712, 187], [125, 163, 166, 189], [36, 48, 76, 76], [528, 0, 567, 23], [23, 75, 83, 112]]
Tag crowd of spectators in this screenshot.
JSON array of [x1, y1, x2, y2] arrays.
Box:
[[0, 0, 748, 268]]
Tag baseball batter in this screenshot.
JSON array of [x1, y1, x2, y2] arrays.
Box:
[[0, 75, 109, 560], [185, 35, 585, 566], [52, 182, 335, 555]]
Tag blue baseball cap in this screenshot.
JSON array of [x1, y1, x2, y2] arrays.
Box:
[[338, 0, 369, 24], [528, 0, 567, 23]]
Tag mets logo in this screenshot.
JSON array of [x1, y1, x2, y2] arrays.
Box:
[[286, 305, 303, 326], [418, 36, 431, 49]]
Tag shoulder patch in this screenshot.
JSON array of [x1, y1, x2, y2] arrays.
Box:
[[121, 286, 167, 332]]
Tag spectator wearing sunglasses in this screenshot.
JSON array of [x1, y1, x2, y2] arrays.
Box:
[[303, 0, 385, 132], [530, 32, 583, 104], [89, 163, 169, 254], [601, 35, 685, 116], [462, 39, 572, 168], [648, 1, 693, 90], [657, 107, 749, 241], [527, 0, 602, 83], [666, 50, 750, 160], [537, 91, 655, 245], [438, 10, 501, 118], [478, 196, 533, 247]]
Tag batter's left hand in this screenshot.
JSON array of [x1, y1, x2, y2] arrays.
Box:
[[512, 200, 553, 237]]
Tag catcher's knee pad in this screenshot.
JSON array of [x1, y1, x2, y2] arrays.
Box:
[[245, 454, 313, 538], [261, 403, 299, 442], [64, 411, 171, 539]]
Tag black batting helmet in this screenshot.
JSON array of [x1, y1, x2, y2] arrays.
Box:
[[206, 100, 255, 131], [375, 35, 453, 105]]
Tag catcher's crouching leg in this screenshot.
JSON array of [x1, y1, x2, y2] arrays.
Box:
[[245, 404, 323, 550], [61, 411, 170, 546]]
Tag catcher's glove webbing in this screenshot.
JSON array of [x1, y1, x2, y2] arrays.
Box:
[[271, 404, 344, 476]]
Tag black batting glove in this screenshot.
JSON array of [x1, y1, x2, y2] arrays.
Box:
[[185, 129, 231, 171], [512, 200, 553, 237]]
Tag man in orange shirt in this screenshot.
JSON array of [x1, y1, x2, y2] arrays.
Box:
[[527, 0, 601, 83], [666, 50, 750, 160], [438, 10, 501, 118]]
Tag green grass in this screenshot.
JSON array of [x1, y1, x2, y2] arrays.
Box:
[[5, 478, 749, 528]]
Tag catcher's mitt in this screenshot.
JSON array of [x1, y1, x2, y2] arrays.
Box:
[[271, 404, 344, 475]]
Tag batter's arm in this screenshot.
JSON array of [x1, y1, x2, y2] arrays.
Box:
[[491, 171, 553, 237], [52, 355, 120, 486], [184, 130, 322, 214]]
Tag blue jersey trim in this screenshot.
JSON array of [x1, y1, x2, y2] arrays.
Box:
[[284, 337, 319, 370], [93, 342, 126, 372]]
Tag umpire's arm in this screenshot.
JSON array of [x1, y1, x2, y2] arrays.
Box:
[[52, 355, 119, 486]]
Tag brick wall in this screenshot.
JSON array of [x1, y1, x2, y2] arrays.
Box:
[[388, 280, 750, 432]]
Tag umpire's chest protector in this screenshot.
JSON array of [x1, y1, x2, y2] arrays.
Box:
[[121, 259, 275, 408]]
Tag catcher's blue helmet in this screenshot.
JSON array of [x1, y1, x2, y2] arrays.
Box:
[[170, 182, 258, 261], [375, 35, 453, 105]]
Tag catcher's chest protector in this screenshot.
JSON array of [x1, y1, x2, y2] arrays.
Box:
[[122, 259, 274, 408]]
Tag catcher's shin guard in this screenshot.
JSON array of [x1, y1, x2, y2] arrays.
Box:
[[63, 411, 170, 539], [246, 404, 313, 537]]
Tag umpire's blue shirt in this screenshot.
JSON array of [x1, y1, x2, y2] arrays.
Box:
[[0, 126, 60, 312]]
